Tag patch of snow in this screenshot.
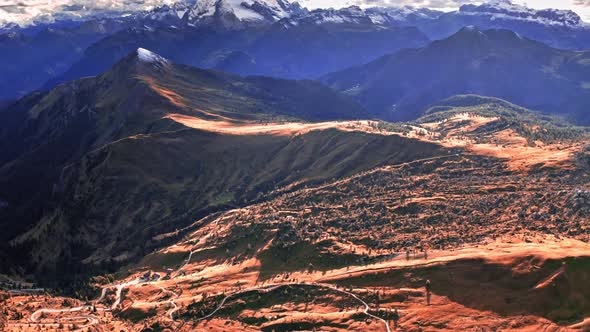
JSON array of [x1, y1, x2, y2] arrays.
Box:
[[194, 0, 217, 17], [176, 9, 188, 19], [137, 48, 168, 64], [191, 0, 295, 22], [227, 1, 264, 21]]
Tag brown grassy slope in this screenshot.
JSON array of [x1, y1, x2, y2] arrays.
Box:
[[14, 126, 445, 282]]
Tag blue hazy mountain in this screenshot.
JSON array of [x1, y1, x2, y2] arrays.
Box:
[[322, 26, 590, 124]]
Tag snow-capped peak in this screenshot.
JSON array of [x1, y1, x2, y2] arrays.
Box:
[[459, 0, 583, 27], [280, 5, 441, 29], [189, 0, 304, 23], [137, 48, 168, 64]]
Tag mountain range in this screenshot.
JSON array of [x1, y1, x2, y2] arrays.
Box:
[[3, 0, 590, 102], [45, 16, 428, 91], [1, 46, 588, 331], [0, 49, 443, 282], [1, 1, 590, 330], [322, 26, 590, 124]]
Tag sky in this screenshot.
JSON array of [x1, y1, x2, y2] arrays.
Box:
[[1, 0, 590, 26]]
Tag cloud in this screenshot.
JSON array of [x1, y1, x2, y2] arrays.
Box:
[[0, 0, 176, 26]]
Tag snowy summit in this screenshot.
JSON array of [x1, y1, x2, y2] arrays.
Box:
[[136, 48, 169, 64]]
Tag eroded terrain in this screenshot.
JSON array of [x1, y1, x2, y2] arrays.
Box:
[[2, 107, 589, 332]]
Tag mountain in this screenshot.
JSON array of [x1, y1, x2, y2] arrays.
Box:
[[459, 0, 582, 26], [362, 6, 443, 28], [0, 19, 134, 100], [0, 49, 448, 283], [45, 18, 429, 90], [8, 0, 590, 101], [135, 0, 307, 29], [188, 0, 306, 27], [0, 0, 306, 32], [419, 94, 588, 145], [414, 0, 590, 50], [279, 1, 590, 51], [5, 0, 590, 101], [0, 0, 307, 101], [3, 93, 585, 331], [321, 27, 590, 124]]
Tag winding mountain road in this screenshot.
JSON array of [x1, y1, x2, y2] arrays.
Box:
[[28, 277, 145, 328], [25, 215, 395, 331], [30, 305, 104, 327], [157, 286, 180, 320]]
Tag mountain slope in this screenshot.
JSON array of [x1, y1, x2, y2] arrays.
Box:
[[0, 49, 446, 283], [74, 95, 588, 331], [322, 27, 590, 124], [0, 48, 366, 241], [0, 20, 133, 100]]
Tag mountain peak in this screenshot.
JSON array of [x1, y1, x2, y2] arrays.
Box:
[[421, 26, 542, 57], [457, 25, 484, 35], [189, 0, 303, 24], [103, 47, 171, 81], [443, 26, 529, 47], [136, 48, 169, 65], [443, 25, 488, 44]]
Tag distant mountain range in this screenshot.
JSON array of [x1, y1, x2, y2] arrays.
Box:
[[2, 0, 590, 102], [44, 19, 427, 91], [416, 1, 590, 50], [322, 26, 590, 124]]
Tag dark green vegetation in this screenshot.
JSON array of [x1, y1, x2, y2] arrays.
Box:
[[0, 50, 443, 285], [322, 27, 590, 124]]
